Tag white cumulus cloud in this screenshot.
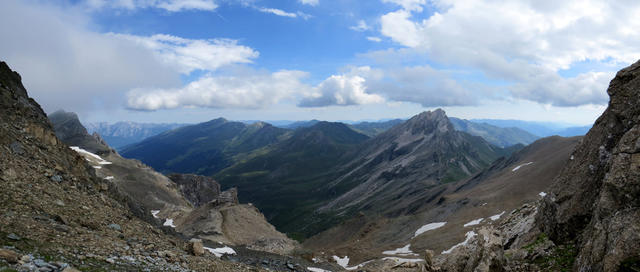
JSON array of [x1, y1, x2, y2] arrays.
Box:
[[127, 69, 311, 110], [299, 73, 385, 107], [377, 0, 640, 106], [115, 34, 259, 74]]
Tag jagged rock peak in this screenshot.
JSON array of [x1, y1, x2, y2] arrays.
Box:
[[405, 108, 454, 135]]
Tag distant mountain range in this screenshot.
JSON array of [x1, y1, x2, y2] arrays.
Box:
[[120, 119, 289, 175], [121, 109, 523, 238], [85, 122, 187, 150], [472, 119, 591, 137], [88, 117, 586, 152]]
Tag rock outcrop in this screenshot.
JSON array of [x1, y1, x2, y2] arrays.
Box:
[[168, 174, 224, 207], [538, 59, 640, 271], [433, 60, 640, 272]]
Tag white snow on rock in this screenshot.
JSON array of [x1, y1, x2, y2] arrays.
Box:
[[512, 162, 534, 172], [442, 231, 477, 254], [490, 211, 505, 221], [332, 256, 350, 268], [151, 210, 160, 218], [69, 146, 112, 165], [464, 218, 483, 227], [104, 176, 114, 180], [307, 267, 332, 272], [414, 222, 446, 237], [92, 166, 102, 169], [381, 257, 424, 263], [539, 192, 547, 197], [163, 219, 175, 228], [382, 244, 418, 256], [332, 256, 371, 270], [204, 246, 236, 257]]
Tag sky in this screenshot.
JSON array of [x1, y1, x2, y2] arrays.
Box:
[[1, 0, 639, 125]]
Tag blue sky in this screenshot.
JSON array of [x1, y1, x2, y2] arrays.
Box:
[[2, 0, 639, 125]]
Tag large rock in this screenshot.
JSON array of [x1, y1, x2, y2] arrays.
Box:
[[537, 60, 640, 271], [168, 174, 222, 207], [189, 238, 205, 256]]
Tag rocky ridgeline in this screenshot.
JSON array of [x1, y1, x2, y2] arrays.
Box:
[[0, 61, 262, 271], [424, 60, 640, 271]]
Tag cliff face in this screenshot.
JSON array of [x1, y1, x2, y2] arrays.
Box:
[[430, 60, 640, 272], [538, 60, 640, 271]]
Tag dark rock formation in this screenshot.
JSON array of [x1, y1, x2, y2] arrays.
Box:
[[168, 174, 222, 207], [538, 60, 640, 271], [49, 109, 112, 154]]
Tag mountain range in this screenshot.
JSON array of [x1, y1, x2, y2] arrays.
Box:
[[3, 58, 640, 272]]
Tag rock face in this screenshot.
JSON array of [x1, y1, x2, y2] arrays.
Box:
[[537, 60, 640, 271], [431, 60, 640, 272], [168, 174, 223, 207], [49, 110, 112, 154]]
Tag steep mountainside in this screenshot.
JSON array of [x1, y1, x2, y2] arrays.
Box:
[[215, 122, 370, 236], [449, 117, 539, 147], [86, 122, 187, 150], [49, 110, 299, 256], [304, 135, 579, 269], [319, 110, 513, 215], [417, 60, 640, 272], [49, 110, 112, 154], [0, 61, 262, 271], [121, 119, 289, 175]]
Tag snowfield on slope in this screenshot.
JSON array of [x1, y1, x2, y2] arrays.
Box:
[[512, 162, 533, 172], [414, 222, 447, 237], [204, 246, 236, 257], [490, 211, 505, 221], [442, 231, 477, 254], [464, 218, 483, 227], [382, 244, 418, 256], [69, 146, 112, 165]]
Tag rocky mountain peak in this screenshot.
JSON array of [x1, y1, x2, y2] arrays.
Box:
[[405, 108, 454, 135]]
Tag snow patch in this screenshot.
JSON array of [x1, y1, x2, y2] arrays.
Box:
[[490, 211, 505, 221], [69, 146, 112, 165], [204, 246, 236, 257], [163, 219, 175, 228], [539, 192, 547, 197], [512, 162, 534, 172], [151, 210, 160, 218], [92, 166, 102, 169], [442, 231, 477, 254], [414, 222, 446, 237], [307, 267, 332, 272], [332, 256, 350, 268], [104, 176, 114, 180], [382, 244, 418, 256], [381, 257, 424, 263], [332, 256, 371, 270], [464, 218, 483, 227]]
